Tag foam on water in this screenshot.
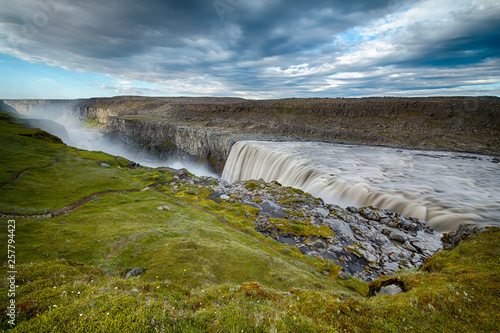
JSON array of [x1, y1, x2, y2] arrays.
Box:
[[222, 141, 500, 232]]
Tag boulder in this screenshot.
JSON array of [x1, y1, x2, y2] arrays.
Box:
[[442, 224, 486, 249], [126, 268, 144, 278], [375, 284, 404, 296]]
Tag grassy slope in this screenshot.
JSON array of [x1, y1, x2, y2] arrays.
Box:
[[0, 111, 499, 332]]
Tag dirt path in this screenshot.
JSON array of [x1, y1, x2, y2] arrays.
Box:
[[0, 188, 143, 218], [0, 158, 60, 189]]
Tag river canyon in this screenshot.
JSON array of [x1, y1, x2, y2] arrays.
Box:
[[2, 96, 499, 232]]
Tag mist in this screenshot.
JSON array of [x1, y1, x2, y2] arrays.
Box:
[[25, 111, 219, 178]]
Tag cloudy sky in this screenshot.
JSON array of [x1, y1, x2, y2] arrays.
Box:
[[0, 0, 499, 99]]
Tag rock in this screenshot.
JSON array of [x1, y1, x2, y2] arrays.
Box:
[[443, 224, 486, 249], [410, 241, 425, 253], [389, 231, 407, 243], [126, 268, 144, 278], [100, 163, 111, 167], [208, 178, 444, 282], [346, 206, 359, 214], [375, 284, 404, 296], [358, 248, 378, 263], [403, 241, 417, 252], [360, 207, 380, 221], [381, 228, 392, 236], [312, 240, 327, 249], [313, 207, 330, 218]]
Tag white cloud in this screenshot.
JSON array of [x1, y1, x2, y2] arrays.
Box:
[[0, 0, 499, 98]]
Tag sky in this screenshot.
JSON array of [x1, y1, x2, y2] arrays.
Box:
[[0, 0, 499, 99]]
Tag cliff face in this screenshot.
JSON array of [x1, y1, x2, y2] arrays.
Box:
[[3, 96, 500, 172], [106, 116, 235, 172]]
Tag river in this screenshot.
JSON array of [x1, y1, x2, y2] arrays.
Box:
[[222, 141, 500, 232]]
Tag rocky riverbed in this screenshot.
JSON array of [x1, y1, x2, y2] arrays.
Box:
[[185, 175, 444, 282]]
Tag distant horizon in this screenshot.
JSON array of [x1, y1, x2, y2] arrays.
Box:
[[2, 95, 499, 101], [1, 1, 499, 99]]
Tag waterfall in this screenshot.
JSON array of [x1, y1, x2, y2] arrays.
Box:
[[222, 141, 500, 232]]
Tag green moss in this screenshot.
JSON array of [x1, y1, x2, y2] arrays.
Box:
[[8, 226, 498, 333], [0, 154, 145, 214], [268, 218, 335, 238], [441, 231, 453, 244], [157, 141, 176, 151], [244, 180, 260, 191], [18, 129, 65, 144], [183, 188, 197, 195], [83, 116, 103, 127], [61, 147, 123, 167]]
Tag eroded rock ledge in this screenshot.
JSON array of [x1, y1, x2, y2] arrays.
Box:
[[208, 178, 443, 282]]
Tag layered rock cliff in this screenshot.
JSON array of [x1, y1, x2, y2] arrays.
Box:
[[3, 96, 499, 172], [106, 116, 236, 172]]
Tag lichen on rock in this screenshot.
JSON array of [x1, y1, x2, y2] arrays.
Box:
[[210, 178, 443, 282]]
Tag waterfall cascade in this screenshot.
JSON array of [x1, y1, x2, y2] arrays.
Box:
[[222, 141, 500, 232]]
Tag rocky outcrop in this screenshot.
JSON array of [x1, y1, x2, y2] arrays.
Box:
[[209, 178, 443, 282], [442, 224, 487, 250]]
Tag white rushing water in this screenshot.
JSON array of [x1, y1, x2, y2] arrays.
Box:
[[222, 140, 500, 232]]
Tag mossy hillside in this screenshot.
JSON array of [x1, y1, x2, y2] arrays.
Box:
[[169, 186, 349, 289], [0, 113, 65, 184], [61, 146, 130, 168], [0, 154, 148, 214], [1, 111, 499, 331], [0, 113, 175, 214], [1, 228, 498, 332], [6, 189, 341, 291]]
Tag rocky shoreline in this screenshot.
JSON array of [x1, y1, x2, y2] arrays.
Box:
[[202, 177, 443, 282]]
